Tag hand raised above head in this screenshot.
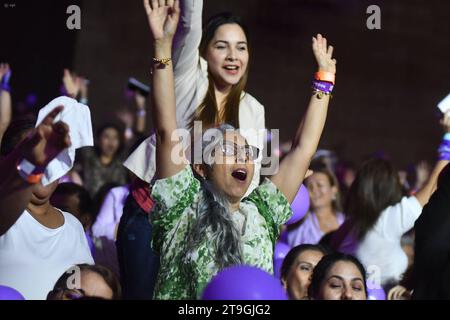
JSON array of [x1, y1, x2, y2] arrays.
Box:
[[21, 106, 71, 168], [0, 63, 11, 82], [143, 0, 180, 43], [312, 34, 336, 74], [62, 69, 82, 98]]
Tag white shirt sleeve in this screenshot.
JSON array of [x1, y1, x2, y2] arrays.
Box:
[[374, 196, 423, 241], [173, 0, 205, 128], [172, 0, 203, 77], [92, 187, 129, 241]]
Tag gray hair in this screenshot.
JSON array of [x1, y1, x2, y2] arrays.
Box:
[[184, 124, 244, 269]]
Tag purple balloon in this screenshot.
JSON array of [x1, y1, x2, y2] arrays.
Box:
[[202, 265, 288, 300], [0, 285, 25, 300], [273, 242, 291, 278], [366, 281, 386, 300], [273, 258, 284, 279], [274, 242, 291, 260], [286, 184, 310, 225]]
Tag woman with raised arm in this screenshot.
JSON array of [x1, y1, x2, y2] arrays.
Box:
[[125, 0, 265, 194], [146, 1, 336, 299], [0, 105, 94, 299], [117, 0, 269, 299], [331, 115, 450, 287]]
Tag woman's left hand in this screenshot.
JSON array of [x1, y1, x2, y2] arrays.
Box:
[[312, 34, 336, 74]]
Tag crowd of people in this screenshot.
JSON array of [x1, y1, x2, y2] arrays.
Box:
[[0, 0, 449, 300]]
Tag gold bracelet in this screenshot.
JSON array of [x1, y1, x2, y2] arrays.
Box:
[[152, 57, 172, 67]]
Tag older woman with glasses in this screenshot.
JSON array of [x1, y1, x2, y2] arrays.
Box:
[[145, 0, 336, 299]]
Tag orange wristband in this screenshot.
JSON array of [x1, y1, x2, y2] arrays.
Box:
[[25, 173, 44, 184], [315, 71, 335, 85], [16, 159, 44, 184]]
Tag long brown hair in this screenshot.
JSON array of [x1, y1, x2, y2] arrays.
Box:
[[190, 12, 250, 130], [345, 158, 403, 240]]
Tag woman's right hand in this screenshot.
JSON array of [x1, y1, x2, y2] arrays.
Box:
[[143, 0, 180, 43], [21, 106, 71, 168]]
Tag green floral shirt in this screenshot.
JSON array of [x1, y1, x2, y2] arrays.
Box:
[[151, 166, 292, 300]]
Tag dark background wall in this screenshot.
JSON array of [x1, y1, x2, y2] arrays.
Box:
[[2, 0, 450, 168]]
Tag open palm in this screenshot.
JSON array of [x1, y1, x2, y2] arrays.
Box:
[[312, 34, 336, 74], [143, 0, 180, 42]]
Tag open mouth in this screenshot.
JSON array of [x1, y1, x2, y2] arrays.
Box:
[[223, 65, 239, 74], [231, 168, 247, 181]]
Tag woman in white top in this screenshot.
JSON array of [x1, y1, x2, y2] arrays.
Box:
[[0, 109, 94, 300], [125, 0, 265, 194], [331, 128, 450, 287]]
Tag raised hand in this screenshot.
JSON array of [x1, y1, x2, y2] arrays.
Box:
[[312, 34, 336, 74], [143, 0, 180, 42], [135, 91, 146, 110], [21, 106, 71, 168], [62, 69, 82, 98], [0, 63, 11, 83]]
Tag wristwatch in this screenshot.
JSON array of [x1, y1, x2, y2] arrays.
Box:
[[16, 158, 44, 184]]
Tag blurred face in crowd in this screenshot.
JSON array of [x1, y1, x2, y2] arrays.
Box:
[[316, 261, 367, 300], [343, 168, 356, 188], [50, 193, 81, 219], [50, 192, 92, 230], [283, 249, 325, 300], [80, 270, 113, 299], [205, 23, 249, 91], [98, 127, 120, 158], [306, 172, 337, 211]]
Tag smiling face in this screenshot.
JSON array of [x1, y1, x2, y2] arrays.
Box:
[[306, 172, 337, 211], [204, 23, 249, 91], [283, 249, 325, 300], [318, 261, 367, 300]]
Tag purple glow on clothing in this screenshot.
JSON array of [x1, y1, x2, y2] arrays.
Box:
[[285, 211, 345, 246]]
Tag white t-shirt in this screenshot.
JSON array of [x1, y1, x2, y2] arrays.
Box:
[[338, 196, 422, 285], [0, 210, 94, 300]]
